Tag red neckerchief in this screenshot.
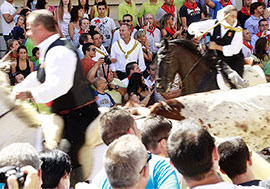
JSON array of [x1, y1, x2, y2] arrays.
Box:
[[131, 25, 134, 32], [219, 0, 232, 7], [142, 25, 156, 37], [94, 19, 100, 24], [128, 75, 131, 80], [243, 41, 252, 51], [161, 4, 175, 17], [9, 53, 16, 59], [79, 29, 83, 34], [240, 6, 251, 17], [165, 26, 176, 35], [256, 31, 270, 42], [184, 1, 197, 14]]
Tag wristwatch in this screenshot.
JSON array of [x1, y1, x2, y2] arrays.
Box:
[[115, 85, 119, 90]]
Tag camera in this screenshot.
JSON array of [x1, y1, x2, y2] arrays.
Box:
[[0, 166, 26, 188], [104, 55, 112, 65]]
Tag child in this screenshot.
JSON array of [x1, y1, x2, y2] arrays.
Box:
[[32, 47, 40, 71], [93, 77, 115, 108], [11, 15, 26, 44]]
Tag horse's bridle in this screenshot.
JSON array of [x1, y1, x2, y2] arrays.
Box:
[[0, 105, 17, 119]]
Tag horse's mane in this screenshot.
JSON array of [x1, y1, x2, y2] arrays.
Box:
[[169, 39, 201, 55]]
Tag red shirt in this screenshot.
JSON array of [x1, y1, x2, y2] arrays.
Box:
[[81, 58, 97, 77]]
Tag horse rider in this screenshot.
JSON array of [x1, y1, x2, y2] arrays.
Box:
[[188, 5, 248, 89], [13, 10, 100, 186]]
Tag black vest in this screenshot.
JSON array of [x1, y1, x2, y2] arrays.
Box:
[[37, 38, 95, 113]]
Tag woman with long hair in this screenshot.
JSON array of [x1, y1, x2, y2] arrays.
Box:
[[252, 37, 270, 81], [89, 0, 109, 20], [36, 0, 55, 14], [68, 6, 84, 40], [56, 0, 72, 38], [127, 72, 155, 107], [11, 45, 34, 84], [160, 13, 181, 39], [78, 0, 89, 18]]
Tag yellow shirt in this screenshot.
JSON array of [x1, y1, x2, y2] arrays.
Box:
[[138, 0, 163, 18], [118, 0, 138, 27], [105, 78, 126, 104]]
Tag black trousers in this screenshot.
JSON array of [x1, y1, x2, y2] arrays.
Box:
[[59, 102, 99, 168]]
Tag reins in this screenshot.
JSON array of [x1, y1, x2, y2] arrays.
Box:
[[0, 105, 18, 119]]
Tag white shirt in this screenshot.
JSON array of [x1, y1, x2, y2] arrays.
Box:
[[122, 77, 148, 87], [144, 27, 162, 54], [92, 44, 109, 61], [0, 1, 16, 35], [112, 28, 137, 45], [111, 37, 146, 72], [193, 181, 263, 189], [13, 34, 77, 103], [145, 75, 155, 88], [188, 19, 243, 57], [242, 42, 252, 58], [91, 16, 116, 47]]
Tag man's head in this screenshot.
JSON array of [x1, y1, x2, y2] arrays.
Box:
[[250, 2, 264, 16], [125, 62, 140, 76], [120, 23, 132, 40], [97, 1, 106, 18], [32, 47, 40, 60], [99, 107, 141, 145], [82, 43, 96, 58], [79, 33, 93, 45], [40, 149, 71, 189], [26, 10, 57, 45], [91, 31, 103, 48], [147, 63, 157, 79], [217, 137, 250, 180], [167, 120, 217, 181], [164, 0, 174, 6], [123, 14, 133, 26], [79, 17, 90, 31], [0, 143, 41, 170], [93, 77, 108, 91], [144, 14, 154, 27], [258, 18, 268, 32], [243, 29, 251, 42], [139, 115, 172, 157], [104, 135, 149, 189], [243, 0, 252, 8]]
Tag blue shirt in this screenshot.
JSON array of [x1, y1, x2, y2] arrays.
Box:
[[94, 91, 115, 108], [91, 154, 181, 189], [244, 15, 263, 36]]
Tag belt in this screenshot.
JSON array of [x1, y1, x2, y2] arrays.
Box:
[[57, 99, 97, 115]]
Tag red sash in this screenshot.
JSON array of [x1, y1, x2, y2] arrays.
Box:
[[143, 25, 156, 37], [131, 25, 134, 32], [165, 26, 176, 36], [184, 1, 198, 14], [240, 6, 251, 17], [219, 0, 232, 7], [243, 41, 252, 52], [161, 4, 175, 17]]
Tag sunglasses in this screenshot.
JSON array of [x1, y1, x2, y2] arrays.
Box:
[[139, 152, 152, 173], [123, 19, 131, 23], [90, 47, 96, 51]]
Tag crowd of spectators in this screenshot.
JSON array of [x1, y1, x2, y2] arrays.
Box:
[[1, 0, 270, 188]]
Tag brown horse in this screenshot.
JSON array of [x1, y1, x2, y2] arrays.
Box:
[[156, 38, 218, 95]]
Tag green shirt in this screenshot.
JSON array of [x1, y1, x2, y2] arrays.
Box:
[[173, 0, 186, 11], [138, 0, 163, 18], [264, 60, 270, 75], [118, 0, 138, 27], [106, 78, 126, 104], [25, 38, 36, 63]]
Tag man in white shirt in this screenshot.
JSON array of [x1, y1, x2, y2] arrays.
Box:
[[91, 1, 116, 49], [111, 23, 146, 80], [1, 0, 21, 42], [143, 13, 161, 55], [13, 10, 99, 186], [112, 14, 137, 45], [91, 31, 109, 61], [242, 29, 252, 58]]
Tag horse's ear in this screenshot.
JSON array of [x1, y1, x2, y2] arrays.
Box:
[[164, 38, 169, 48]]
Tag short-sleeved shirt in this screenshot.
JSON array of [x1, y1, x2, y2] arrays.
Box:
[[118, 0, 138, 27], [174, 0, 186, 12], [91, 17, 116, 47], [210, 0, 224, 19], [106, 78, 126, 104], [138, 0, 163, 18], [1, 1, 16, 35], [180, 2, 203, 26], [94, 91, 115, 108], [81, 57, 96, 77]]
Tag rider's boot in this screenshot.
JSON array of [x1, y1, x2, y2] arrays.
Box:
[[217, 60, 248, 89]]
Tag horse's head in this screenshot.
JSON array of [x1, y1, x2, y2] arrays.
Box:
[[155, 39, 177, 93]]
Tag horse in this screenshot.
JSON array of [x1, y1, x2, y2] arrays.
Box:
[[156, 38, 266, 95], [0, 67, 104, 181]]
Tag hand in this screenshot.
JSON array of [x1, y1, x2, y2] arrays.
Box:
[[16, 7, 23, 14], [108, 84, 115, 89], [109, 58, 117, 63], [97, 57, 105, 65], [15, 73, 24, 83], [7, 165, 40, 189], [209, 41, 217, 50], [262, 30, 267, 37], [16, 91, 32, 101]]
